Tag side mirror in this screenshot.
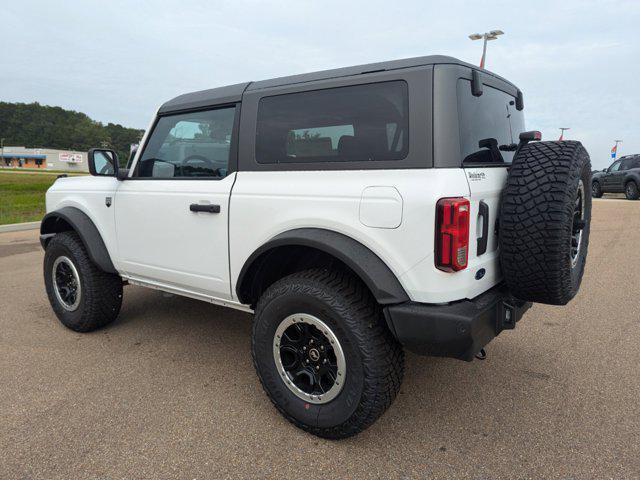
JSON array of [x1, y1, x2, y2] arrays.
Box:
[[88, 148, 118, 177]]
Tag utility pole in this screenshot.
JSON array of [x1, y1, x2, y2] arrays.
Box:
[[558, 128, 570, 141], [1, 138, 4, 168], [469, 30, 504, 69]]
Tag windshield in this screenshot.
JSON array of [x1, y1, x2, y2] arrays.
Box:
[[457, 79, 525, 164]]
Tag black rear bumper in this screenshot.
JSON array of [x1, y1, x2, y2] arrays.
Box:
[[383, 285, 532, 361]]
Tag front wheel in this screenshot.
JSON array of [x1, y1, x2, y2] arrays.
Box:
[[592, 181, 603, 198], [625, 181, 639, 200], [44, 231, 123, 332], [252, 268, 404, 439]]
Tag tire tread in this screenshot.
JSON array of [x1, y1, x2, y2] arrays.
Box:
[[499, 140, 591, 305]]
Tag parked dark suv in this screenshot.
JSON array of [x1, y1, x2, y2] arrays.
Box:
[[592, 155, 640, 200]]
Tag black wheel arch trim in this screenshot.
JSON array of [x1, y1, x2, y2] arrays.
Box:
[[40, 207, 117, 274], [236, 228, 410, 305]]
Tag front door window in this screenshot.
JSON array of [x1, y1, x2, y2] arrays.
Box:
[[134, 107, 236, 179]]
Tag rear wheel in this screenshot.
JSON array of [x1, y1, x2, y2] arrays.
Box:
[[625, 181, 639, 200], [44, 231, 123, 332], [252, 268, 404, 439], [591, 181, 602, 198], [499, 141, 592, 305]]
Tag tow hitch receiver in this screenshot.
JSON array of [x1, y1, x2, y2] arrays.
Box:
[[500, 301, 518, 330]]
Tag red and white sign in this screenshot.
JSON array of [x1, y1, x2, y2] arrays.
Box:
[[59, 153, 83, 164]]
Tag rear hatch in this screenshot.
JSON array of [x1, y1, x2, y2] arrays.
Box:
[[457, 76, 525, 280]]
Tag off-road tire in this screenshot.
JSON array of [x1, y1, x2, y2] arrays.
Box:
[[591, 181, 603, 198], [625, 181, 639, 200], [44, 231, 123, 332], [252, 268, 404, 439], [499, 141, 592, 305]]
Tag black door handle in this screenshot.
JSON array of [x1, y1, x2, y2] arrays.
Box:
[[190, 203, 220, 213], [477, 201, 489, 256]]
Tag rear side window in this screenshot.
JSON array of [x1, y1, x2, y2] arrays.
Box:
[[457, 79, 524, 164], [622, 157, 640, 170], [256, 81, 409, 164]]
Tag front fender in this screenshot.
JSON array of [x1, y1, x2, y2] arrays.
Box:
[[40, 207, 117, 274]]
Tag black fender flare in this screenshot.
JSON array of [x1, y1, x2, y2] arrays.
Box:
[[624, 173, 640, 186], [236, 228, 409, 305], [40, 207, 117, 274]]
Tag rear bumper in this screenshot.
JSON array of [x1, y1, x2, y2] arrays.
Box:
[[383, 285, 532, 361]]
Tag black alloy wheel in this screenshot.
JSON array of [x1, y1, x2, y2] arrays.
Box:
[[274, 313, 346, 404]]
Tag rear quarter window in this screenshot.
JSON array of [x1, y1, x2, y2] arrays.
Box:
[[457, 79, 524, 165]]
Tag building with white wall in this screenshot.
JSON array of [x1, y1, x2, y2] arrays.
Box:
[[0, 146, 89, 172]]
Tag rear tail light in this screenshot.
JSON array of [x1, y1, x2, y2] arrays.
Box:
[[435, 197, 470, 272]]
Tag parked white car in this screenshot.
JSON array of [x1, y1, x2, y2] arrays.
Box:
[[41, 55, 592, 438]]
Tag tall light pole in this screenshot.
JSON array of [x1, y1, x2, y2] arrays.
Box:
[[559, 128, 570, 141], [469, 30, 504, 69]]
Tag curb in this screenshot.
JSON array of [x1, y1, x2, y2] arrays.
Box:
[[593, 198, 634, 203], [0, 221, 41, 233]]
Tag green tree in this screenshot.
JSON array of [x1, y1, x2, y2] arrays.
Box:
[[0, 102, 144, 167]]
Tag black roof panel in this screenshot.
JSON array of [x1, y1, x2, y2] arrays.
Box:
[[158, 82, 250, 114], [246, 55, 470, 91], [159, 55, 513, 113]]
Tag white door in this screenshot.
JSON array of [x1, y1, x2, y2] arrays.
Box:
[[115, 106, 237, 299]]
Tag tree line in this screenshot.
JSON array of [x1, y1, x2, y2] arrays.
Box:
[[0, 102, 144, 166]]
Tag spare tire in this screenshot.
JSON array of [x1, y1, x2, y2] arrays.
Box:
[[499, 141, 591, 305]]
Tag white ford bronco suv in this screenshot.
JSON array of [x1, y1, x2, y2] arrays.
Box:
[[41, 55, 592, 439]]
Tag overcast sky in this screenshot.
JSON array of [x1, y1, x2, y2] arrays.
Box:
[[2, 0, 638, 169]]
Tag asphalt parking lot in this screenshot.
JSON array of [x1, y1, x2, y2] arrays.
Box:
[[1, 198, 639, 479]]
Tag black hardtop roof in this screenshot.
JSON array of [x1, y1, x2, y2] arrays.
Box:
[[158, 82, 251, 114], [158, 55, 515, 114]]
